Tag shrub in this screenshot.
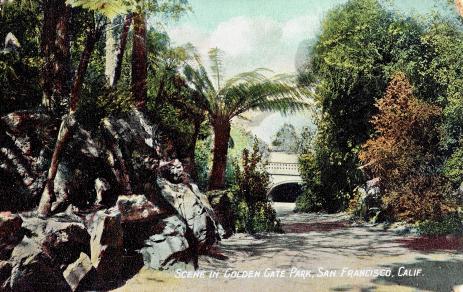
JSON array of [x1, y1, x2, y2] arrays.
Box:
[[234, 199, 281, 233], [443, 146, 463, 187], [295, 188, 323, 213], [296, 147, 354, 213], [232, 139, 281, 233], [417, 213, 463, 236], [359, 73, 450, 221]]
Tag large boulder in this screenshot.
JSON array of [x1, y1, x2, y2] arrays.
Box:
[[0, 212, 24, 261], [88, 209, 123, 280], [116, 194, 165, 223], [157, 178, 221, 250], [3, 213, 90, 291], [352, 178, 383, 221], [138, 215, 194, 270]]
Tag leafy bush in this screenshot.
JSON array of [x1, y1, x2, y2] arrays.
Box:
[[232, 139, 281, 233], [296, 147, 353, 213], [295, 188, 323, 213], [234, 200, 281, 233], [417, 214, 463, 236], [359, 73, 451, 221], [443, 146, 463, 187]]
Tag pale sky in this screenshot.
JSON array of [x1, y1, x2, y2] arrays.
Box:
[[163, 0, 450, 143]]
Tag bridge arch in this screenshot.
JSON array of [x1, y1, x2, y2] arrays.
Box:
[[267, 181, 303, 202], [265, 152, 303, 202]]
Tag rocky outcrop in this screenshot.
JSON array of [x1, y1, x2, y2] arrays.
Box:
[[0, 109, 224, 290], [3, 212, 90, 291], [352, 178, 383, 222], [139, 215, 194, 270], [158, 178, 221, 251]]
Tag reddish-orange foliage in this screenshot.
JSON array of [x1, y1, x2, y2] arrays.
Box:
[[456, 0, 463, 18], [359, 73, 448, 221]]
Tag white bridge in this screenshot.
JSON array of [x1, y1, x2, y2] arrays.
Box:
[[266, 152, 303, 201]]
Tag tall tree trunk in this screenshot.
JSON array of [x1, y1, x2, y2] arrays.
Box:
[[41, 0, 71, 114], [41, 0, 56, 107], [105, 19, 117, 86], [131, 11, 147, 107], [208, 118, 231, 190], [184, 117, 203, 180], [38, 17, 102, 217], [112, 14, 132, 87], [37, 115, 76, 217], [70, 17, 102, 112]]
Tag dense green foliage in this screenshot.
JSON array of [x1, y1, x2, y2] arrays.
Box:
[[417, 213, 463, 236], [0, 4, 42, 115], [194, 127, 268, 191], [232, 140, 281, 233], [297, 0, 463, 215]]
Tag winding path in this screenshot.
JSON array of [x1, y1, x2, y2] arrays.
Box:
[[116, 203, 463, 292]]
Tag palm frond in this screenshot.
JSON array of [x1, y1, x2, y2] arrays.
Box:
[[208, 47, 225, 91], [224, 75, 313, 118], [221, 68, 272, 91], [181, 47, 312, 122], [183, 64, 213, 112]]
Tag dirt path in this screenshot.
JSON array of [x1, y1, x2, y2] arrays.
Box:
[[115, 203, 463, 292]]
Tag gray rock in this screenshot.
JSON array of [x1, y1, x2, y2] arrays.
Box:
[[63, 252, 94, 291], [159, 159, 185, 183], [90, 209, 123, 279], [116, 194, 165, 223], [5, 214, 89, 292], [9, 249, 71, 291], [139, 215, 193, 270], [95, 178, 111, 205], [352, 178, 383, 222], [158, 178, 221, 248]]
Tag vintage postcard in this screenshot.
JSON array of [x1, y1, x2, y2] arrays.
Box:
[[1, 0, 463, 291]]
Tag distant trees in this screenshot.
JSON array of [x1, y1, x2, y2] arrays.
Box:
[[271, 123, 314, 153], [359, 73, 449, 221], [271, 123, 299, 153], [183, 48, 310, 190]]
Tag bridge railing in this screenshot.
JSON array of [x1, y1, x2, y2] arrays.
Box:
[[265, 162, 300, 175]]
